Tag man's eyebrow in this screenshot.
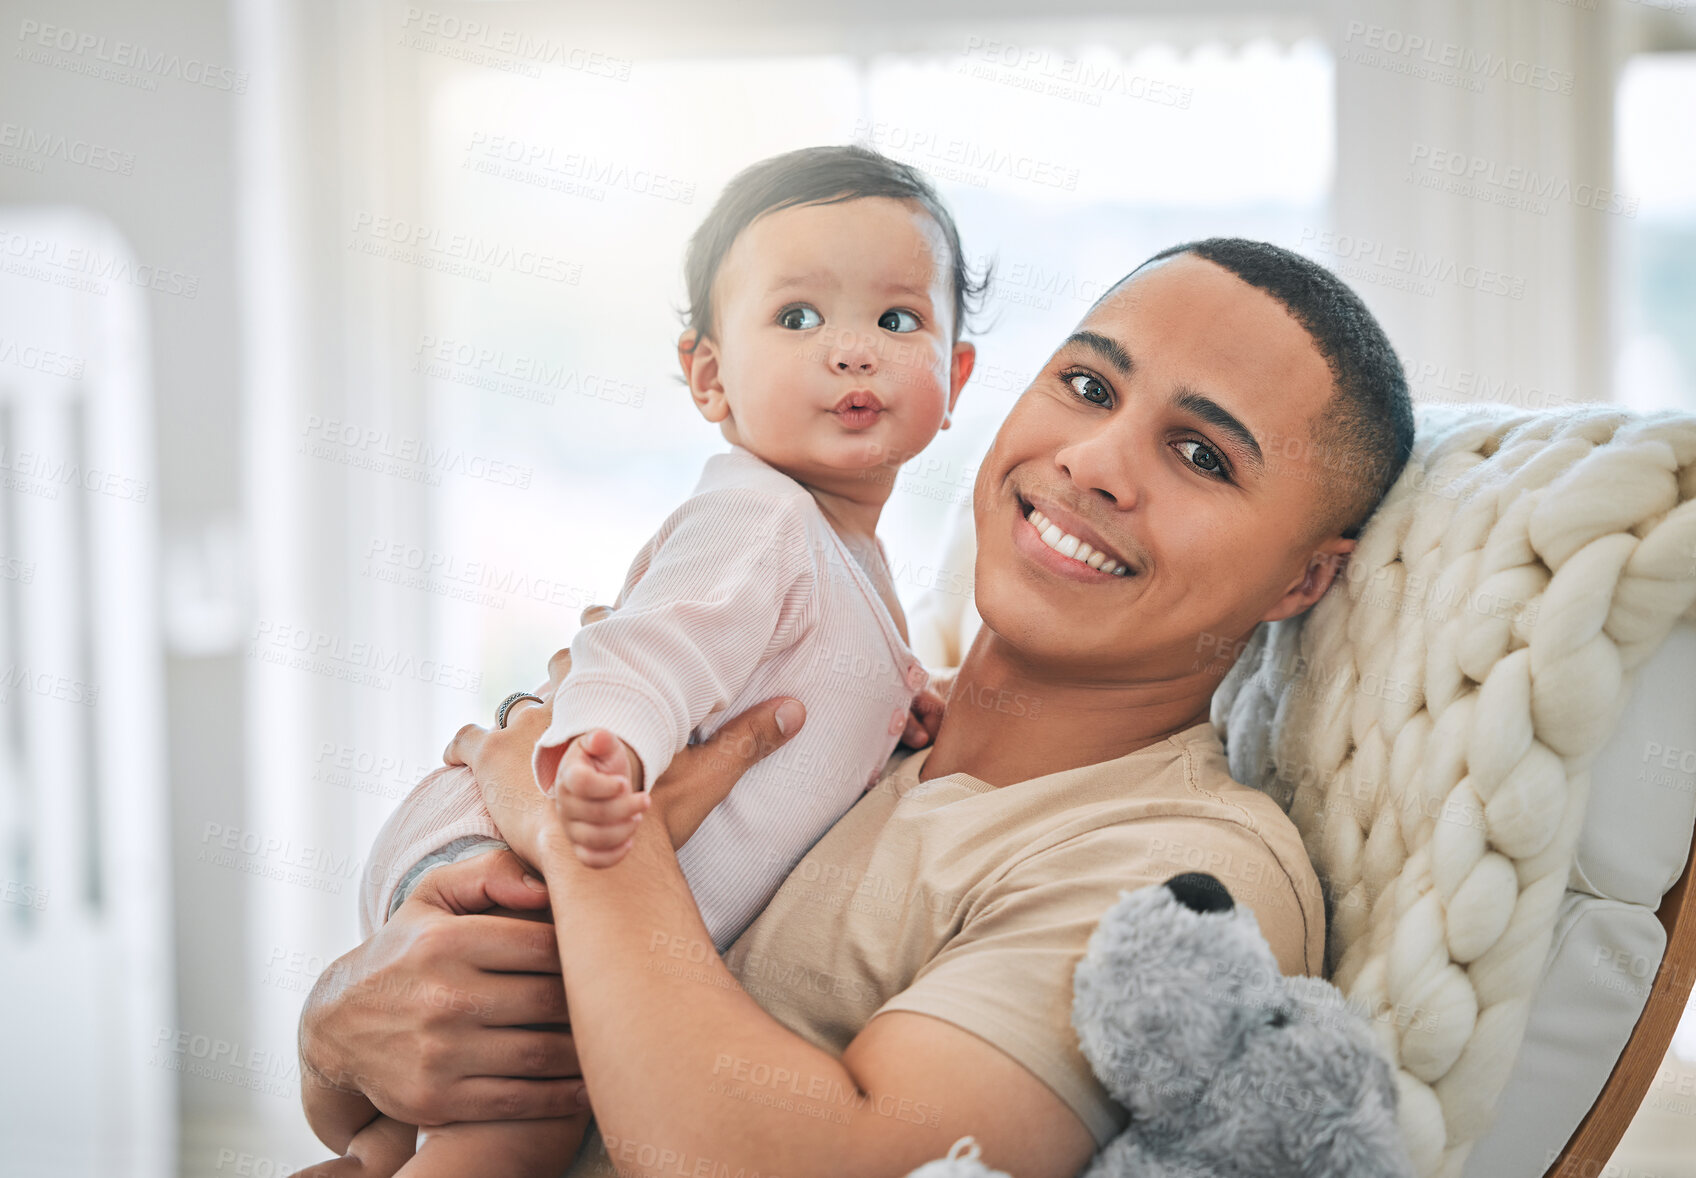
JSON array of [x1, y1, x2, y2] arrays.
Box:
[[1172, 386, 1264, 470], [1063, 330, 1134, 375]]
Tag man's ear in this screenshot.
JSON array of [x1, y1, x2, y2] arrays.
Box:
[[941, 340, 976, 430], [678, 330, 730, 423], [1260, 536, 1355, 624]]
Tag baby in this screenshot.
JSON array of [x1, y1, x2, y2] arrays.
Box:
[[309, 144, 982, 1177]]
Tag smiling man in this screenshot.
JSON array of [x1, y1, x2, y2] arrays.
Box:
[[299, 238, 1415, 1178]]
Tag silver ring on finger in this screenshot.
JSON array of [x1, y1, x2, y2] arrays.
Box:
[[496, 691, 545, 729]]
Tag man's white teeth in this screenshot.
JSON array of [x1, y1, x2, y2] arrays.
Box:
[[1028, 508, 1129, 576]]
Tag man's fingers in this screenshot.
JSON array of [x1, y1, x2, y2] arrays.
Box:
[[443, 1077, 585, 1124], [466, 1027, 580, 1076], [471, 973, 571, 1027], [546, 646, 574, 690], [413, 849, 548, 915], [443, 913, 562, 973], [443, 722, 487, 767], [691, 697, 805, 780]]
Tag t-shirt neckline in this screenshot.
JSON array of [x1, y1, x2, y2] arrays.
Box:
[[903, 718, 1217, 793]]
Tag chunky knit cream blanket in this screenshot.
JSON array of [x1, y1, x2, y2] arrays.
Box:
[[1212, 404, 1696, 1178]]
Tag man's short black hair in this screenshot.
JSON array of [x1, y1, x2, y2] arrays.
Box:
[[682, 144, 987, 347], [1119, 238, 1415, 541]]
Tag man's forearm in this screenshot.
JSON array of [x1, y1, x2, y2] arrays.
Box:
[[538, 819, 877, 1175]]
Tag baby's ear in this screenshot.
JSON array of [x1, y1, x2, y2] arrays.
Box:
[[943, 339, 976, 428], [678, 330, 730, 423]]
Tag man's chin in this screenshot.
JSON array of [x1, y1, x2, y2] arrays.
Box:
[[975, 580, 1132, 663]]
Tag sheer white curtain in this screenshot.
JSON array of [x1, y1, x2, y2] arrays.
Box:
[[227, 0, 1657, 1170]]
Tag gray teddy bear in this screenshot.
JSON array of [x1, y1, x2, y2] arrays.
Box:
[[902, 872, 1416, 1178]]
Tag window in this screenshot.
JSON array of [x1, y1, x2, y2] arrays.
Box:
[[402, 34, 1334, 734], [1614, 53, 1696, 416]]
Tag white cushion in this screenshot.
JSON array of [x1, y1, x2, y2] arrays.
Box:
[[1464, 619, 1696, 1174], [1572, 621, 1696, 907], [1462, 894, 1668, 1178]]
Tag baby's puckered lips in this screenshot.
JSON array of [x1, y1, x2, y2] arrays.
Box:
[[830, 389, 886, 430], [1016, 493, 1137, 579]]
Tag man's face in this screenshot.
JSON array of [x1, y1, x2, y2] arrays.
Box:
[[972, 253, 1351, 680]]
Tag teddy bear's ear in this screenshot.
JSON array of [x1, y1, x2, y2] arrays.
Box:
[[1162, 872, 1235, 913]]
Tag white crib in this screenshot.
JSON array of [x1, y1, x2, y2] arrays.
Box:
[[0, 208, 175, 1177]]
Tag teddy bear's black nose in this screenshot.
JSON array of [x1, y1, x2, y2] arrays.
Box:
[[1164, 872, 1234, 913]]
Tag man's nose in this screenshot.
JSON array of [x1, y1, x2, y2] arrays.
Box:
[[828, 330, 879, 374], [1056, 431, 1142, 509]]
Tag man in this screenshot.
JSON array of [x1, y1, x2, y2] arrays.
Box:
[[298, 239, 1414, 1177]]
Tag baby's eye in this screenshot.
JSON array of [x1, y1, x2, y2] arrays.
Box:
[[778, 305, 822, 330], [878, 308, 920, 333], [1176, 439, 1228, 479], [1067, 373, 1111, 405]]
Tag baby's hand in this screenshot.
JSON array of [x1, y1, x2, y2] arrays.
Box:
[[900, 687, 947, 749], [555, 729, 650, 868]]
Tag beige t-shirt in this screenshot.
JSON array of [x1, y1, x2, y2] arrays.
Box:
[[565, 720, 1324, 1173]]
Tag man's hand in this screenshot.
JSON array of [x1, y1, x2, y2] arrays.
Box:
[[299, 850, 583, 1130]]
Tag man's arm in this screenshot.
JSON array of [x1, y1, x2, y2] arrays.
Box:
[[547, 819, 1095, 1178], [465, 695, 1097, 1178]]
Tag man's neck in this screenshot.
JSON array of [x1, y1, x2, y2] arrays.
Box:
[[921, 632, 1222, 787]]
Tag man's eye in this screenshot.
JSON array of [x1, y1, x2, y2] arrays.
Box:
[[778, 306, 823, 330], [1176, 439, 1229, 479], [1066, 372, 1111, 405], [879, 308, 920, 333]]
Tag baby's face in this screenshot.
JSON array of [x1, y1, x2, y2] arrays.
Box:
[[688, 196, 966, 490]]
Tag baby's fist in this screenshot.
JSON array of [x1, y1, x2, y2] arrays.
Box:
[[900, 687, 947, 749], [556, 730, 649, 868]]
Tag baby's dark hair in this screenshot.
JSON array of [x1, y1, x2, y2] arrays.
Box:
[[682, 144, 988, 347]]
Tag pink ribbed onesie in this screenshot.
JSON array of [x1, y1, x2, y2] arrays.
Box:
[[359, 446, 927, 950]]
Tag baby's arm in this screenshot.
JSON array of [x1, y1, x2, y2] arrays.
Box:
[[293, 1113, 415, 1177], [301, 1061, 388, 1158], [532, 484, 819, 851]]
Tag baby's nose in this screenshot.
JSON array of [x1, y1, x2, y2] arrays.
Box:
[[1164, 872, 1235, 913]]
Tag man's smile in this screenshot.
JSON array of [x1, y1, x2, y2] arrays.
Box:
[[1015, 493, 1136, 580]]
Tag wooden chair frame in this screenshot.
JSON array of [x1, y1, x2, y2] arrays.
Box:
[[1542, 827, 1696, 1175]]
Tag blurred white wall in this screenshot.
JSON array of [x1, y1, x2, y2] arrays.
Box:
[[1, 0, 1694, 1175]]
